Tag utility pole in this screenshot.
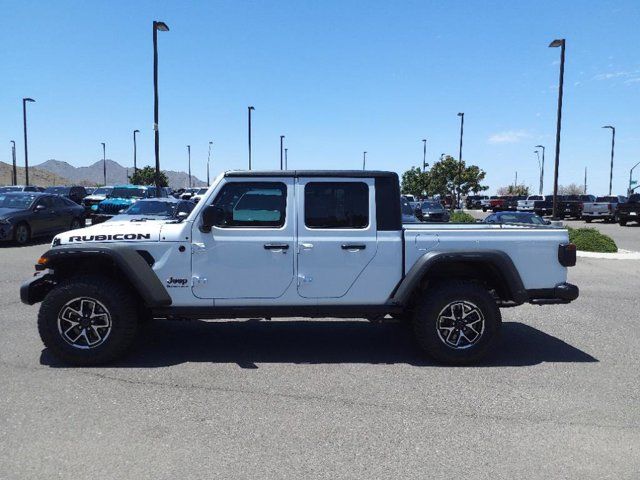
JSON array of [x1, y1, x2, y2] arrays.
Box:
[[422, 139, 427, 171], [10, 141, 17, 185], [362, 151, 367, 170], [133, 129, 140, 175], [22, 97, 35, 185], [187, 145, 191, 188], [207, 141, 213, 186], [602, 125, 615, 195], [535, 144, 546, 194], [280, 135, 285, 170], [549, 38, 566, 220], [584, 167, 587, 194], [153, 20, 170, 197], [248, 106, 255, 170], [457, 112, 465, 210], [101, 142, 106, 185], [284, 148, 288, 170]]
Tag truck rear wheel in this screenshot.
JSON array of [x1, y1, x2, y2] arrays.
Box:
[[38, 275, 139, 366], [412, 281, 501, 365]]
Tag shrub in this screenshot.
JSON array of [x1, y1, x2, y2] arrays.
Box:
[[449, 211, 476, 223], [567, 227, 618, 253]]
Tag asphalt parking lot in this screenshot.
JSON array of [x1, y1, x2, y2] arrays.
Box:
[[1, 238, 639, 479]]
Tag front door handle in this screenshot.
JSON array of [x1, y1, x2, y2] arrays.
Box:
[[342, 244, 366, 251], [264, 243, 289, 250]]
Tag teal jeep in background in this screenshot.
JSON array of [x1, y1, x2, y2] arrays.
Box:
[[91, 185, 167, 224]]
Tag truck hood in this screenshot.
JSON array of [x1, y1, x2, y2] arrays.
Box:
[[53, 220, 163, 246]]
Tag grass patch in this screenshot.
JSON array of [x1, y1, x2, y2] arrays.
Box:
[[449, 211, 476, 223], [567, 227, 618, 253]]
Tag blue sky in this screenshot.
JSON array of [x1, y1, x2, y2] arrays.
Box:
[[1, 0, 639, 194]]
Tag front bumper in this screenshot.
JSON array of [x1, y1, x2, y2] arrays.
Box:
[[527, 282, 579, 305], [20, 269, 56, 305], [0, 223, 14, 242]]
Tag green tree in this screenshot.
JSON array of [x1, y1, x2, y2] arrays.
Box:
[[129, 166, 169, 187], [400, 167, 429, 198], [425, 156, 488, 202]]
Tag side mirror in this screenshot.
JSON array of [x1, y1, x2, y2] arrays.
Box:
[[34, 204, 46, 212], [200, 205, 224, 232]]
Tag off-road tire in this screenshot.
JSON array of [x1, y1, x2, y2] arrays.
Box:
[[412, 280, 501, 365], [38, 275, 139, 366]]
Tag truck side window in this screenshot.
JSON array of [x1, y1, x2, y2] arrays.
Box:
[[304, 182, 369, 229], [210, 182, 287, 228]]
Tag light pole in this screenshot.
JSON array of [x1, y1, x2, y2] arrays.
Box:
[[10, 141, 17, 185], [187, 145, 191, 188], [284, 148, 288, 170], [535, 144, 545, 194], [602, 125, 615, 195], [456, 112, 465, 209], [133, 129, 140, 175], [153, 20, 169, 197], [207, 141, 213, 186], [22, 97, 35, 186], [280, 135, 285, 170], [422, 139, 427, 171], [629, 161, 640, 195], [101, 142, 106, 185], [248, 106, 255, 170], [549, 38, 566, 220], [534, 150, 541, 194], [362, 151, 367, 170], [584, 166, 588, 194]]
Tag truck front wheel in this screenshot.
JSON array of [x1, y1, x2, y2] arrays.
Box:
[[38, 275, 139, 366], [412, 281, 501, 365]]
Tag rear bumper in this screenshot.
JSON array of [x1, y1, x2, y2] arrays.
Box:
[[526, 282, 579, 305]]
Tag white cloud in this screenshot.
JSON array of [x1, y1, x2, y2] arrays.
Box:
[[488, 130, 532, 144], [593, 71, 631, 80]]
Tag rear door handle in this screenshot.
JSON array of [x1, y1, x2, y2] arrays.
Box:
[[341, 244, 366, 250], [264, 243, 290, 250]]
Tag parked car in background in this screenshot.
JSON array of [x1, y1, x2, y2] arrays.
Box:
[[517, 195, 544, 212], [84, 187, 96, 195], [106, 197, 195, 223], [191, 187, 209, 204], [617, 194, 640, 226], [503, 195, 527, 211], [91, 185, 167, 224], [401, 197, 420, 223], [44, 185, 88, 205], [481, 196, 498, 212], [180, 188, 199, 200], [533, 196, 568, 217], [483, 211, 549, 225], [581, 195, 627, 223], [0, 192, 84, 245], [465, 195, 488, 210], [560, 194, 595, 219], [489, 196, 509, 212], [82, 186, 113, 213], [0, 185, 42, 193], [419, 200, 450, 222], [403, 194, 416, 203]]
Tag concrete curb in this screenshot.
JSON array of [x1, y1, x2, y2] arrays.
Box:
[[577, 249, 640, 260]]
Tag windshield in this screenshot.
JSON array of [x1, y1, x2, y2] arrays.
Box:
[[499, 213, 545, 224], [123, 201, 176, 217], [0, 193, 37, 209], [110, 188, 147, 199], [422, 201, 442, 209], [92, 187, 112, 195], [527, 196, 542, 200], [44, 187, 70, 194], [596, 196, 616, 202]]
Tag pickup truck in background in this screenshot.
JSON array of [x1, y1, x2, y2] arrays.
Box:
[[533, 196, 568, 217], [561, 194, 595, 219], [617, 193, 640, 226], [481, 196, 498, 212], [581, 195, 627, 223], [21, 170, 578, 367], [489, 196, 509, 212], [504, 195, 527, 211], [518, 195, 544, 212]]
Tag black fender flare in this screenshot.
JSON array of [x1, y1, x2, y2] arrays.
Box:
[[20, 245, 172, 307], [391, 249, 528, 306]]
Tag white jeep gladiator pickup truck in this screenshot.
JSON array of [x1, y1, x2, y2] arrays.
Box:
[[21, 171, 578, 366]]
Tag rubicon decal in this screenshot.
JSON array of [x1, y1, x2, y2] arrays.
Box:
[[166, 276, 189, 287], [68, 233, 152, 242]]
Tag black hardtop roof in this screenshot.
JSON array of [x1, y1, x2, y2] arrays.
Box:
[[224, 170, 398, 179]]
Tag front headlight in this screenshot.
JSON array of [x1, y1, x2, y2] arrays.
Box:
[[91, 204, 98, 211]]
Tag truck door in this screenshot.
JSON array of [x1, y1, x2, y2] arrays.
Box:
[[191, 179, 295, 299], [296, 178, 377, 298]]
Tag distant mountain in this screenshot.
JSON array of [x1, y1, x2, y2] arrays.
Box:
[[33, 159, 206, 188], [0, 161, 71, 187]]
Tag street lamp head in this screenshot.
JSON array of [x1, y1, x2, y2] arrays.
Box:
[[23, 97, 35, 103], [534, 150, 539, 154], [549, 39, 565, 48], [535, 144, 544, 148], [422, 138, 426, 142], [134, 129, 140, 133], [602, 125, 614, 130], [457, 112, 464, 117], [248, 106, 255, 111], [280, 135, 285, 139], [154, 21, 169, 32], [209, 141, 213, 145], [101, 142, 105, 147], [10, 140, 15, 146]]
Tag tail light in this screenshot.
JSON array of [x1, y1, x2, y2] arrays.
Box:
[[558, 243, 577, 267]]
